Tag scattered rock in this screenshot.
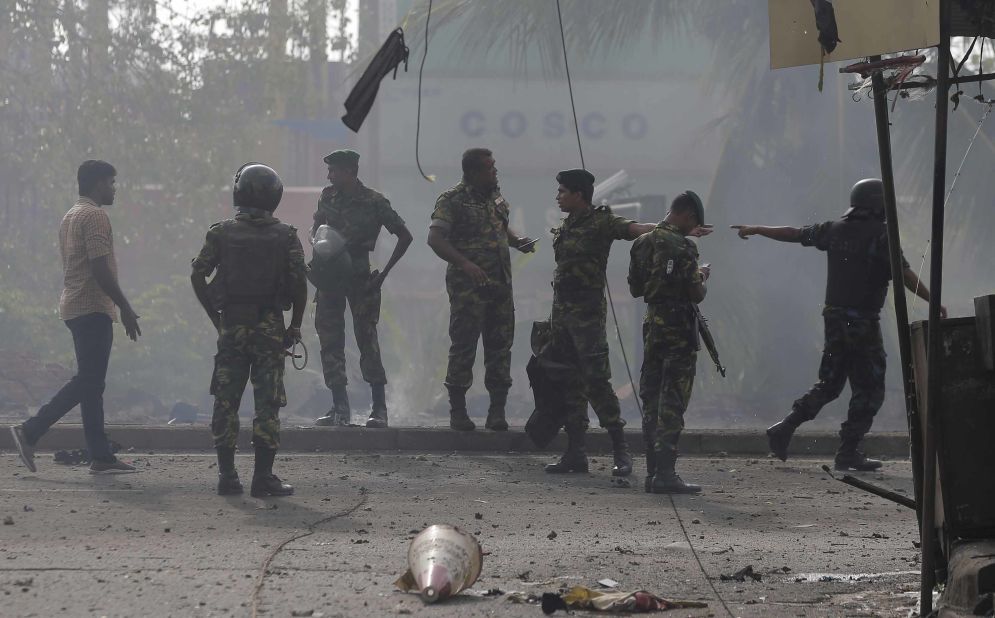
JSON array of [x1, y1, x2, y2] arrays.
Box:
[[3, 516, 13, 525], [547, 531, 558, 540], [721, 565, 762, 583]]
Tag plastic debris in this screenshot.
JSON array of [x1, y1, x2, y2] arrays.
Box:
[[394, 524, 483, 603], [540, 586, 708, 614]]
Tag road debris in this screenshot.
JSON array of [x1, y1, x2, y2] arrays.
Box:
[[540, 586, 708, 614], [394, 524, 482, 603], [720, 565, 762, 582]]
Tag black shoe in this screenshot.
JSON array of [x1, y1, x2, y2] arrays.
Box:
[[366, 408, 388, 429], [88, 459, 138, 474], [766, 420, 796, 462], [10, 425, 36, 473], [484, 410, 508, 431], [651, 470, 701, 494], [250, 474, 294, 497], [217, 472, 244, 495], [644, 475, 654, 493], [544, 451, 589, 474], [450, 409, 476, 431], [834, 451, 883, 472]]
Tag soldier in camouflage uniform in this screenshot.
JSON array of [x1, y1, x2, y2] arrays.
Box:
[[427, 148, 535, 431], [629, 191, 711, 494], [191, 163, 307, 497], [732, 178, 944, 471], [543, 169, 657, 478], [311, 150, 412, 429]]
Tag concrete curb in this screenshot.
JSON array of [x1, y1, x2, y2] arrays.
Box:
[[0, 424, 912, 457]]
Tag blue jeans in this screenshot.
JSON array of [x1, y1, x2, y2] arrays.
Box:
[[22, 312, 115, 462]]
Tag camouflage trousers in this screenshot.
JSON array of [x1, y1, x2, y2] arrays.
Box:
[[210, 308, 287, 450], [791, 308, 887, 446], [551, 293, 624, 433], [638, 303, 697, 453], [444, 278, 514, 394], [314, 278, 387, 387]]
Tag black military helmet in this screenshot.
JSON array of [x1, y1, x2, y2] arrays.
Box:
[[233, 163, 284, 212], [844, 178, 885, 221]]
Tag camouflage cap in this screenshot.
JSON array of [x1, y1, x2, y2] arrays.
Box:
[[673, 190, 705, 226], [555, 168, 596, 195], [323, 149, 360, 167]]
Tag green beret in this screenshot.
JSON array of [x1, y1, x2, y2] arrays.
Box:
[[556, 168, 595, 188], [674, 190, 705, 226], [323, 149, 360, 167]]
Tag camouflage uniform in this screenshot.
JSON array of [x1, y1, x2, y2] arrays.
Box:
[[191, 213, 306, 450], [550, 205, 634, 432], [312, 182, 405, 388], [431, 181, 514, 395], [628, 222, 703, 454]]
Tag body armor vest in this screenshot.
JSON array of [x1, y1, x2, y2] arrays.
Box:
[[823, 219, 891, 312], [213, 219, 292, 309]]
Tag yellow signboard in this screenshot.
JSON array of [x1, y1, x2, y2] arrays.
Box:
[[769, 0, 939, 69]]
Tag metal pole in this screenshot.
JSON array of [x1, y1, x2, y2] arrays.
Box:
[[870, 60, 923, 528], [921, 1, 952, 614]]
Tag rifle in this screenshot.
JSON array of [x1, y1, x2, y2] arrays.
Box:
[[692, 304, 726, 377]]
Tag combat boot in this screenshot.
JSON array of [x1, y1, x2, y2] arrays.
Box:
[[250, 446, 294, 497], [545, 429, 589, 473], [651, 445, 701, 494], [835, 432, 883, 471], [834, 450, 883, 471], [644, 447, 657, 494], [366, 383, 388, 428], [447, 385, 476, 431], [484, 390, 509, 431], [315, 385, 350, 426], [766, 409, 807, 461], [216, 446, 243, 496], [607, 426, 633, 477]]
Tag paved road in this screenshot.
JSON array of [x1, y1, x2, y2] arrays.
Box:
[[0, 452, 921, 617]]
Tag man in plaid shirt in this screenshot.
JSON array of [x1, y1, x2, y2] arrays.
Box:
[[10, 160, 142, 474]]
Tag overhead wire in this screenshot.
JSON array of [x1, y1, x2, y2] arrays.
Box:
[[414, 0, 436, 182], [911, 97, 993, 310], [554, 0, 585, 170], [552, 2, 732, 616]]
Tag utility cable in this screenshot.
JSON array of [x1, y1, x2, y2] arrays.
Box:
[[669, 494, 737, 618], [555, 0, 585, 169], [911, 100, 993, 310], [251, 491, 369, 617], [414, 0, 436, 182], [552, 3, 731, 616]]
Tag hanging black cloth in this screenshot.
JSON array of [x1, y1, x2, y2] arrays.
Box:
[[809, 0, 841, 54], [341, 28, 409, 133]]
